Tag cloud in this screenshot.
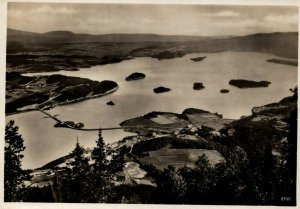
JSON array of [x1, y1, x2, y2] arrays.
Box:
[[32, 5, 52, 13], [264, 14, 298, 25], [8, 10, 24, 18], [214, 10, 240, 17], [7, 3, 298, 36], [215, 19, 258, 29], [32, 5, 77, 15], [56, 7, 78, 15]]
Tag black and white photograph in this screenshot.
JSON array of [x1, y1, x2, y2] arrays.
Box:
[[2, 0, 298, 206]]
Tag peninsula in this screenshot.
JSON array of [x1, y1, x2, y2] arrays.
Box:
[[6, 72, 118, 114]]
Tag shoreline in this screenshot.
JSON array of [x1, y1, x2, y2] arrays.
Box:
[[39, 86, 119, 109], [8, 51, 298, 75], [6, 86, 119, 116]]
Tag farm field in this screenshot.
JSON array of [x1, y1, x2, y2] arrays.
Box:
[[139, 144, 224, 170]]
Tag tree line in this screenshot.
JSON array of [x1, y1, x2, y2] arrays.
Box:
[[4, 121, 125, 202]]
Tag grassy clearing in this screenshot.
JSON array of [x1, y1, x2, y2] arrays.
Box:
[[139, 144, 224, 170], [187, 113, 232, 131]]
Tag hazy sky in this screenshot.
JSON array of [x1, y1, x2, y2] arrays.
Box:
[[7, 3, 298, 36]]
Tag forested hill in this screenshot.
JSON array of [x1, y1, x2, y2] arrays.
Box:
[[7, 28, 211, 43], [7, 28, 298, 58], [224, 32, 298, 59]]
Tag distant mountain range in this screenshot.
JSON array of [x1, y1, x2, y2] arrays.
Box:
[[7, 28, 298, 59], [7, 28, 214, 43], [7, 28, 297, 44]]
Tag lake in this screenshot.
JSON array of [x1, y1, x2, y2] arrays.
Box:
[[6, 51, 297, 169]]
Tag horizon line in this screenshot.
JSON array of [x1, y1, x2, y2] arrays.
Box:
[[7, 27, 299, 38]]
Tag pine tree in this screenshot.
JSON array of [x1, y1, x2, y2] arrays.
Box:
[[89, 129, 108, 202], [110, 145, 127, 173], [5, 120, 28, 202], [61, 139, 90, 202], [69, 138, 90, 180], [91, 130, 106, 171]]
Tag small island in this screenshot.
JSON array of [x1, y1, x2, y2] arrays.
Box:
[[125, 72, 146, 81], [106, 101, 115, 106], [190, 56, 206, 62], [229, 79, 271, 88], [220, 89, 230, 93], [153, 86, 171, 94], [193, 82, 205, 90]]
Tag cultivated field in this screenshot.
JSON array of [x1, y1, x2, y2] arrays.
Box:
[[139, 144, 224, 170]]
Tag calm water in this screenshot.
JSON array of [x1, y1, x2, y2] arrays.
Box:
[[6, 52, 297, 169]]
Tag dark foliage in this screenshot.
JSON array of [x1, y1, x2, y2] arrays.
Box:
[[182, 108, 210, 116], [57, 131, 125, 203], [59, 140, 90, 202], [171, 138, 214, 150], [132, 136, 214, 156], [196, 126, 215, 139], [5, 120, 31, 202], [153, 147, 249, 204], [6, 92, 49, 113], [132, 137, 173, 156], [6, 72, 35, 84], [92, 130, 107, 171], [112, 184, 156, 203], [276, 107, 297, 205], [45, 74, 118, 96], [18, 185, 55, 202]]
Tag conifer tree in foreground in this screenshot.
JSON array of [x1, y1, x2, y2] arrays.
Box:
[[5, 120, 28, 202], [61, 138, 90, 202], [90, 129, 125, 202], [69, 138, 90, 180], [59, 130, 125, 202], [89, 129, 109, 202], [92, 129, 107, 171]]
